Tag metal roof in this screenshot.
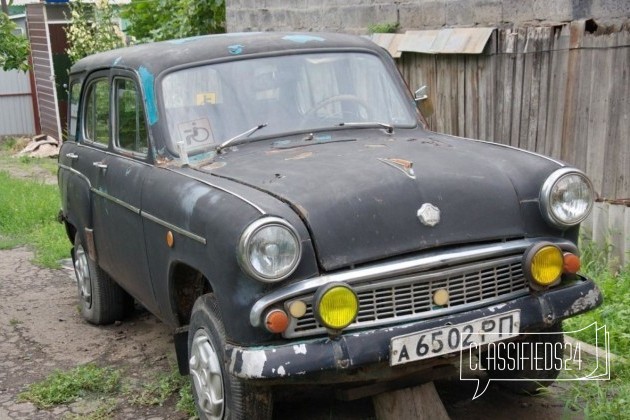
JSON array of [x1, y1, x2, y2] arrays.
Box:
[[371, 27, 495, 56]]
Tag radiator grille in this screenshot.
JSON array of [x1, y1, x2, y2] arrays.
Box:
[[284, 256, 527, 338]]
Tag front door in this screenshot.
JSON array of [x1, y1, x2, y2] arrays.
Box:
[[81, 72, 158, 314]]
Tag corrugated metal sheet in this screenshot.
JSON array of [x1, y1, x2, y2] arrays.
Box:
[[0, 16, 36, 136], [371, 28, 495, 56], [0, 70, 36, 135]]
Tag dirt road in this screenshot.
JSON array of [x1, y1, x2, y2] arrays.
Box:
[[0, 246, 585, 419]]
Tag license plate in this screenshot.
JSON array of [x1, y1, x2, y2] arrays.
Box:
[[390, 310, 520, 366]]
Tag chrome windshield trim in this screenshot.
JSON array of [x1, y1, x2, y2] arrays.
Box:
[[141, 211, 207, 245], [250, 237, 577, 326], [91, 188, 141, 215]]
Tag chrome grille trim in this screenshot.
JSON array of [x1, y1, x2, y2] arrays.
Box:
[[250, 238, 577, 327], [284, 256, 528, 338]]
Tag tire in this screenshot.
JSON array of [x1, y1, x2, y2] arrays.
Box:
[[73, 233, 134, 324], [188, 294, 273, 420], [480, 323, 564, 394]]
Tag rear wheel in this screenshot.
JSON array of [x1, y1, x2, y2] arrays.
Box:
[[481, 324, 564, 394], [188, 294, 273, 420], [73, 233, 133, 324]]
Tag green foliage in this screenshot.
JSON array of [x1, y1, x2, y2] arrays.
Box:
[[131, 364, 196, 416], [0, 170, 68, 268], [121, 0, 226, 43], [0, 12, 30, 71], [562, 243, 630, 419], [17, 364, 121, 408], [65, 0, 125, 63], [368, 22, 400, 34]]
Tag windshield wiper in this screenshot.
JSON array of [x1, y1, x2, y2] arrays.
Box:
[[338, 122, 394, 134], [216, 123, 268, 154]]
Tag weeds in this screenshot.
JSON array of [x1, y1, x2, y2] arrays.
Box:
[[561, 241, 630, 418], [131, 365, 196, 416], [0, 170, 68, 268], [368, 22, 400, 34], [18, 364, 121, 408]]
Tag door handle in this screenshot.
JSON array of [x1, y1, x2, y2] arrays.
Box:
[[92, 161, 108, 169], [65, 152, 79, 160]]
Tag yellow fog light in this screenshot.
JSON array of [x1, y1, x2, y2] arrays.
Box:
[[314, 283, 359, 331], [523, 243, 563, 288]]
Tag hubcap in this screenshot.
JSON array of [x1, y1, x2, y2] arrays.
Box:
[[74, 244, 92, 307], [190, 329, 224, 419]]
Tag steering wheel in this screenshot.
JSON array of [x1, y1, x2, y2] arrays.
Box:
[[304, 94, 372, 120]]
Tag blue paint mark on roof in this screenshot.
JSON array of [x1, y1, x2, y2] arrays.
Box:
[[282, 35, 325, 44], [167, 35, 208, 45], [228, 44, 244, 55], [139, 66, 158, 125], [113, 56, 122, 66]]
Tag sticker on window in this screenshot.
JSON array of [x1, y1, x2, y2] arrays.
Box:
[[178, 118, 215, 153], [196, 93, 217, 105]]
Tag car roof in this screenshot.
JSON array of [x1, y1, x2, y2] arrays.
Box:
[[70, 32, 380, 77]]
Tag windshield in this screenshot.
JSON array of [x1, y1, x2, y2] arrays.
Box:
[[161, 52, 417, 156]]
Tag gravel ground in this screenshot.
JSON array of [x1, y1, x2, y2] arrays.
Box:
[[0, 246, 585, 419]]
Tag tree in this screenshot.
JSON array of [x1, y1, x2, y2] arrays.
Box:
[[121, 0, 225, 43], [0, 11, 30, 72], [65, 0, 125, 63]]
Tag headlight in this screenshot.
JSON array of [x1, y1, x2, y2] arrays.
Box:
[[540, 168, 594, 228], [523, 242, 563, 288], [238, 217, 301, 282]]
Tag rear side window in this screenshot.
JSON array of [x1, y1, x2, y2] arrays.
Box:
[[68, 81, 81, 141], [84, 78, 109, 145], [114, 78, 148, 155]]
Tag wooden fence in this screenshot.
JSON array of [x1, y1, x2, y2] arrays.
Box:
[[395, 22, 629, 266], [397, 22, 630, 201]]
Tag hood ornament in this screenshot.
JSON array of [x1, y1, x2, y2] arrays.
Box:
[[378, 158, 416, 179], [417, 203, 440, 227]]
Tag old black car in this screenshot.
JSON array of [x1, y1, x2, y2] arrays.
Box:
[[58, 32, 602, 419]]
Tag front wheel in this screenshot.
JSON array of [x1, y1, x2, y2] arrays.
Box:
[[73, 233, 133, 324], [188, 294, 273, 420]]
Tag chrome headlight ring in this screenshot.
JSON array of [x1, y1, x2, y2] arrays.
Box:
[[238, 217, 302, 282], [540, 168, 594, 229]]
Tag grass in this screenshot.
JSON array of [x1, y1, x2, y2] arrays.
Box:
[[0, 140, 69, 268], [17, 364, 121, 408], [561, 242, 630, 419], [131, 365, 196, 416], [17, 361, 196, 416]]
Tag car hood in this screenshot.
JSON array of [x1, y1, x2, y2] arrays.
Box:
[[202, 129, 562, 271]]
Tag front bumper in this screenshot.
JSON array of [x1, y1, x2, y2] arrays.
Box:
[[226, 275, 601, 381]]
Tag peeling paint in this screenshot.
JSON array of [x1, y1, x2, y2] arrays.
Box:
[[564, 289, 600, 316], [239, 350, 268, 378], [293, 344, 307, 355], [285, 152, 313, 161], [138, 66, 158, 125], [228, 44, 244, 55], [277, 365, 286, 376], [487, 303, 506, 313]]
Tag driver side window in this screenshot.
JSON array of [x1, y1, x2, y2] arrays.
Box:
[[84, 79, 110, 146]]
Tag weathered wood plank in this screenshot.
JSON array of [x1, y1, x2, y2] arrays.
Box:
[[535, 26, 553, 156], [373, 382, 450, 420], [510, 27, 527, 147]]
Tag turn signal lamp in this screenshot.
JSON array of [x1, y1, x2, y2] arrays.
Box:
[[563, 252, 581, 274], [523, 243, 563, 288], [264, 309, 289, 334], [313, 284, 359, 331]]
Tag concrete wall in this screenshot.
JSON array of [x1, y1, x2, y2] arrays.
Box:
[[227, 0, 630, 33]]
